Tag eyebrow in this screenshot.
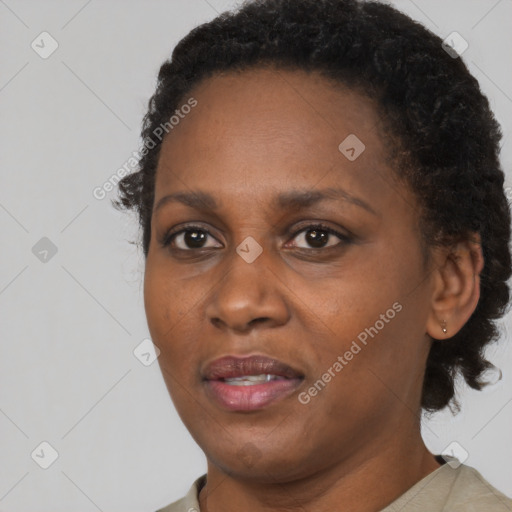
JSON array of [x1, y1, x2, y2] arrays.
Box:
[[154, 187, 378, 216]]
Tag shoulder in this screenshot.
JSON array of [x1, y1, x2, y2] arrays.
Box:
[[155, 474, 206, 512], [445, 464, 511, 511], [382, 463, 512, 512], [155, 467, 511, 512]]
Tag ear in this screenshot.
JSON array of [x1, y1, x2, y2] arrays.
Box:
[[425, 233, 484, 340]]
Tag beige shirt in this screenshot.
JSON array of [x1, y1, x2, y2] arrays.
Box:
[[156, 463, 512, 512]]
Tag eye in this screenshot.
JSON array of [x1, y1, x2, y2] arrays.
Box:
[[162, 225, 221, 251], [286, 223, 350, 250], [161, 222, 351, 253]]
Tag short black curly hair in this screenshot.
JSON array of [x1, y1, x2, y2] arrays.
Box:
[[114, 0, 511, 412]]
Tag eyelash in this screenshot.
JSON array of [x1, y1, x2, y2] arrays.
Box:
[[161, 223, 351, 252]]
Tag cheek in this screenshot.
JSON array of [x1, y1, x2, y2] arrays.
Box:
[[144, 264, 182, 364], [292, 248, 426, 388], [143, 263, 170, 336], [143, 261, 206, 372], [291, 263, 402, 346], [144, 259, 196, 331]]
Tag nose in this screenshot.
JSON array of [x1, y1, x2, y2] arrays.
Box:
[[205, 243, 290, 333]]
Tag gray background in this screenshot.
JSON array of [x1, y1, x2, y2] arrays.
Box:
[[1, 0, 511, 510]]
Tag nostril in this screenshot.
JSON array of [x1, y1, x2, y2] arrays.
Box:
[[249, 317, 269, 326]]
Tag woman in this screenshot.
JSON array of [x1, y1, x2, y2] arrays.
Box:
[[115, 0, 512, 510]]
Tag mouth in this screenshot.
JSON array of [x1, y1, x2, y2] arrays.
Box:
[[202, 355, 305, 411]]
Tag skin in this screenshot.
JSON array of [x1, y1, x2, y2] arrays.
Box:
[[144, 67, 484, 512]]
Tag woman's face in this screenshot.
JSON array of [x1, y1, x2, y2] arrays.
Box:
[[144, 67, 436, 480]]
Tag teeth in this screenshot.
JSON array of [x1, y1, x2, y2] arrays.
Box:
[[223, 374, 282, 386]]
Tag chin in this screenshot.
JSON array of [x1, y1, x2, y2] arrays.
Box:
[[199, 433, 316, 483]]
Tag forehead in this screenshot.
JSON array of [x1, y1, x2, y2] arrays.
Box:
[[155, 64, 404, 216], [169, 68, 381, 142], [161, 68, 384, 169]]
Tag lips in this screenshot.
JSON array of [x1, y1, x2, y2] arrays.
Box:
[[202, 355, 305, 411], [202, 355, 304, 381]]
